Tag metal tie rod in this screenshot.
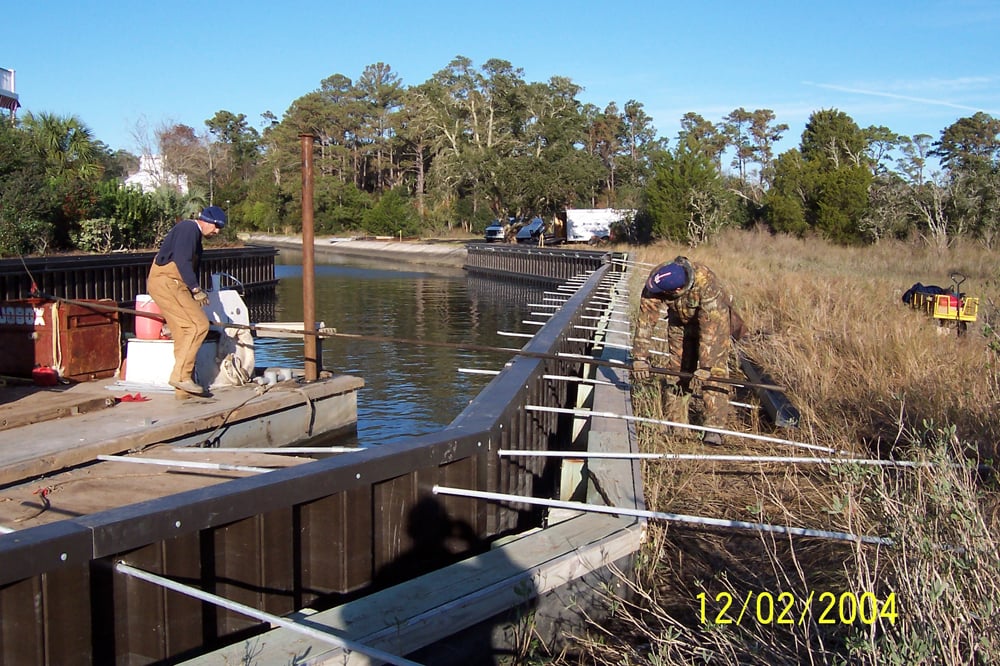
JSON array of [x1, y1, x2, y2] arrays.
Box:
[[574, 325, 631, 336], [97, 454, 273, 474], [173, 446, 364, 454], [524, 405, 841, 454], [432, 486, 890, 546], [276, 331, 783, 392], [543, 374, 616, 386], [540, 375, 748, 406], [497, 450, 938, 468], [115, 562, 422, 666], [581, 315, 630, 324], [566, 336, 632, 350]]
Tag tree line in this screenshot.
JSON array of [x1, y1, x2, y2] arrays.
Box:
[[1, 56, 997, 257]]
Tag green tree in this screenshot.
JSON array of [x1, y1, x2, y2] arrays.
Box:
[[801, 108, 867, 168], [205, 109, 261, 187], [932, 112, 1000, 173], [643, 143, 733, 245], [897, 133, 934, 186], [932, 113, 1000, 246], [863, 125, 901, 176], [362, 188, 418, 236], [746, 109, 788, 191], [766, 110, 872, 243], [676, 112, 726, 167], [355, 62, 404, 191], [813, 163, 872, 244], [0, 121, 55, 256], [765, 149, 811, 236], [21, 111, 104, 182], [20, 111, 106, 247], [722, 107, 754, 183]]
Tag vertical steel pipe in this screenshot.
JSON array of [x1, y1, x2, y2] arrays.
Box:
[[299, 134, 318, 381]]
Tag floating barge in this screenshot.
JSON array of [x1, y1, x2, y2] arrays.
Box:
[[0, 373, 363, 499]]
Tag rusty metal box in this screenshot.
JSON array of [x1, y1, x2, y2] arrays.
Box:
[[0, 299, 121, 381]]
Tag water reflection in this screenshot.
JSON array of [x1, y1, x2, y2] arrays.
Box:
[[252, 250, 549, 446]]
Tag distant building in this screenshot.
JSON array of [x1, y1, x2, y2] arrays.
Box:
[[125, 154, 189, 194], [0, 68, 18, 121]]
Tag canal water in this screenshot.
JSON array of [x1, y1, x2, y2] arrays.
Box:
[[251, 250, 549, 447]]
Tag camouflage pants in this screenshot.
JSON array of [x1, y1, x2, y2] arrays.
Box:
[[662, 309, 732, 427]]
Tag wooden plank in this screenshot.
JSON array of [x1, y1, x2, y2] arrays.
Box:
[[0, 449, 309, 530], [0, 374, 362, 488], [0, 390, 115, 431]]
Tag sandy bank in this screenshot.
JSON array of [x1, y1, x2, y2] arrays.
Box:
[[242, 234, 469, 268]]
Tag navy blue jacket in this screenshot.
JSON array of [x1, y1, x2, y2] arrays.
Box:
[[153, 219, 203, 291]]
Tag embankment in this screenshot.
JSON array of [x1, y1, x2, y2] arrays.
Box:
[[243, 234, 469, 269]]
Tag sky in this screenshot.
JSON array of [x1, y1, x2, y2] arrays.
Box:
[[6, 0, 999, 162]]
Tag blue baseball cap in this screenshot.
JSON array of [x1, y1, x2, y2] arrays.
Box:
[[645, 262, 687, 294]]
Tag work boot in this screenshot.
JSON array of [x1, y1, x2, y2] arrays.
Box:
[[169, 379, 205, 395], [702, 431, 723, 446]]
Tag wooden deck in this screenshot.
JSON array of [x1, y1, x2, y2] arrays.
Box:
[[0, 373, 364, 530]]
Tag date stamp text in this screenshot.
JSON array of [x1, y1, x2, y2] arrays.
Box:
[[697, 591, 898, 626]]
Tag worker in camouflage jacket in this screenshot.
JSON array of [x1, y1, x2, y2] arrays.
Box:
[[631, 256, 743, 445]]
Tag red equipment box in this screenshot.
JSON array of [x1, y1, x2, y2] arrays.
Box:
[[0, 298, 121, 382]]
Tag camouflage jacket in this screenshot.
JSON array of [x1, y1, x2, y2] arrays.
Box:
[[633, 256, 735, 363]]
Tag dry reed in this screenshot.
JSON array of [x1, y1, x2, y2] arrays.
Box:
[[554, 230, 1000, 665]]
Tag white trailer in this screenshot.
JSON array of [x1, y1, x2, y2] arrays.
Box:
[[564, 208, 634, 243]]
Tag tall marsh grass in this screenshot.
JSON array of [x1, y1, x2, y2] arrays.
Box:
[[561, 230, 1000, 665]]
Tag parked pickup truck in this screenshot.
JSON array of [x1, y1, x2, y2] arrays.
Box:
[[484, 220, 506, 242]]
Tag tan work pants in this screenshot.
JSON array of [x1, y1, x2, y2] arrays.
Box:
[[146, 262, 209, 384]]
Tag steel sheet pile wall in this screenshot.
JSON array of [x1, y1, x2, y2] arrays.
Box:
[[464, 243, 608, 284], [0, 262, 611, 664], [0, 247, 278, 303]]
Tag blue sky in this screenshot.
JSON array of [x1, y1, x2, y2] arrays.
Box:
[[7, 0, 998, 163]]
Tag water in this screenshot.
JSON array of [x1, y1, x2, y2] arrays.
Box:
[[251, 250, 549, 446]]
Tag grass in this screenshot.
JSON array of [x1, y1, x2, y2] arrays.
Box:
[[552, 229, 1000, 665]]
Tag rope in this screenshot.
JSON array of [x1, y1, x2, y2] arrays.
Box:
[[34, 292, 787, 393], [294, 387, 315, 438]]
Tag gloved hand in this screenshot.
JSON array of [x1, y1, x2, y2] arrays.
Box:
[[631, 358, 651, 382], [193, 289, 209, 307], [690, 368, 712, 394]]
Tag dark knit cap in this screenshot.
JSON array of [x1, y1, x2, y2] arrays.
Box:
[[198, 205, 228, 228], [645, 262, 687, 294]]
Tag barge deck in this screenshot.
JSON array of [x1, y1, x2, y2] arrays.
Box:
[[0, 373, 364, 510]]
